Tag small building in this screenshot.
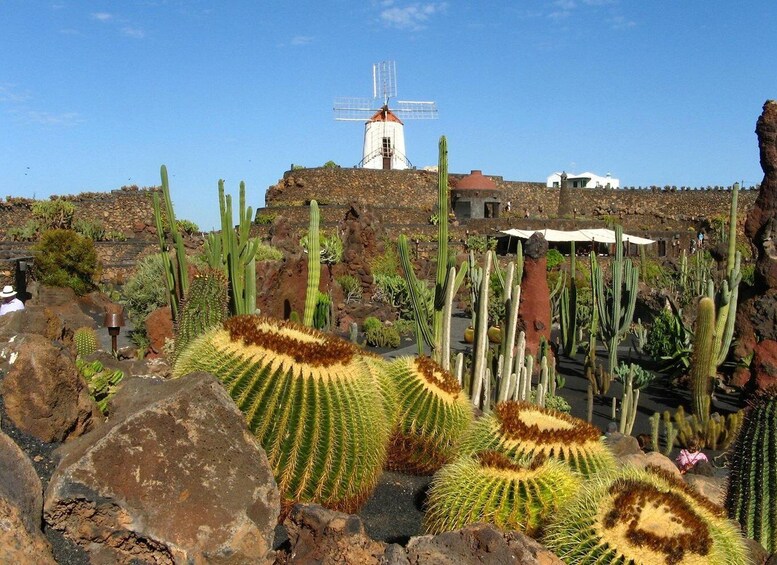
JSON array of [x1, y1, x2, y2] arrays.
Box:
[[451, 170, 501, 220], [547, 171, 620, 189]]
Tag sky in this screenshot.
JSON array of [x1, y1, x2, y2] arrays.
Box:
[[1, 1, 776, 231]]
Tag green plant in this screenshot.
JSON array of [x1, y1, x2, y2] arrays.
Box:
[[172, 315, 391, 512], [423, 451, 578, 536], [364, 322, 400, 348], [312, 291, 331, 331], [303, 200, 320, 326], [72, 219, 106, 241], [204, 179, 259, 316], [372, 273, 410, 310], [385, 355, 474, 474], [725, 389, 777, 553], [74, 326, 98, 357], [32, 229, 100, 295], [254, 242, 284, 262], [614, 362, 655, 390], [559, 246, 579, 357], [458, 400, 616, 477], [175, 218, 199, 235], [152, 166, 189, 321], [300, 229, 344, 264], [336, 274, 362, 303], [173, 268, 229, 363], [671, 405, 743, 451], [591, 225, 639, 385], [6, 220, 40, 241], [529, 391, 572, 413], [32, 199, 75, 230], [121, 253, 169, 330], [691, 296, 716, 421], [544, 466, 748, 565], [465, 235, 495, 254], [370, 241, 400, 277], [76, 358, 124, 414], [255, 212, 277, 225], [545, 249, 564, 271], [323, 160, 339, 168]]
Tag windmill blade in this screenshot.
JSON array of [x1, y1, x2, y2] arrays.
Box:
[[373, 61, 397, 102], [334, 97, 381, 121], [393, 100, 439, 120]]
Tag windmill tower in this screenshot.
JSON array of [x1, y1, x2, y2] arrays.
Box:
[[334, 61, 438, 170]]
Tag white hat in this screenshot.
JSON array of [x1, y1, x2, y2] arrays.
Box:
[[0, 285, 17, 298]]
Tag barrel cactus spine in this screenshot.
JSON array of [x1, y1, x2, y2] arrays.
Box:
[[459, 400, 616, 476], [544, 466, 748, 565], [385, 355, 474, 474], [725, 389, 777, 553], [73, 326, 98, 357], [173, 315, 391, 512], [424, 451, 579, 536]]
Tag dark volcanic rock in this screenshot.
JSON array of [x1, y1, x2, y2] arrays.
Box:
[[44, 372, 280, 564], [0, 428, 44, 535], [1, 334, 99, 443]]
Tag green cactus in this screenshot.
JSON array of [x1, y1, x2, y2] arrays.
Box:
[[725, 389, 777, 553], [385, 355, 474, 474], [152, 165, 189, 321], [303, 200, 321, 326], [173, 268, 229, 363], [591, 225, 639, 382], [73, 326, 98, 357], [691, 296, 717, 421], [559, 245, 578, 357], [459, 400, 616, 477], [672, 404, 743, 451], [76, 358, 124, 414], [205, 180, 259, 316], [172, 315, 391, 512], [544, 466, 748, 565], [423, 451, 579, 536]]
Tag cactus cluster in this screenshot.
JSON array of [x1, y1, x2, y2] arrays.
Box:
[[173, 315, 391, 511], [385, 355, 474, 474], [73, 326, 98, 357], [173, 268, 229, 363], [459, 401, 616, 477], [76, 358, 124, 414], [725, 390, 777, 553], [544, 466, 748, 565], [424, 451, 578, 536]]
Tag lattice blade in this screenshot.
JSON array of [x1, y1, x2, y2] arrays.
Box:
[[393, 100, 438, 120], [373, 61, 397, 101], [334, 97, 380, 121]]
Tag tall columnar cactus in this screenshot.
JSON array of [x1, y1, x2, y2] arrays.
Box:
[[173, 268, 229, 363], [545, 466, 748, 565], [152, 165, 189, 321], [725, 390, 777, 553], [303, 200, 321, 326], [591, 225, 639, 383], [459, 401, 616, 477], [398, 136, 467, 363], [205, 180, 259, 316], [73, 326, 98, 357], [385, 355, 474, 474], [172, 315, 391, 512], [691, 296, 717, 422], [423, 451, 578, 536], [559, 245, 578, 357]]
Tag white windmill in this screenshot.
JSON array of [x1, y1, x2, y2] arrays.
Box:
[[334, 61, 438, 170]]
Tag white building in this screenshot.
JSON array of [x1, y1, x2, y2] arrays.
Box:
[[546, 171, 620, 189], [361, 106, 409, 170]]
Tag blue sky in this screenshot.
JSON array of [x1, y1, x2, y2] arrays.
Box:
[[2, 1, 776, 231]]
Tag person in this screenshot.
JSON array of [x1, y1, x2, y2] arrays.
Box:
[[697, 231, 705, 249], [676, 437, 708, 474], [0, 285, 24, 316]]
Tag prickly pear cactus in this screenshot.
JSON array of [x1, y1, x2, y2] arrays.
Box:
[[424, 451, 578, 536], [385, 356, 474, 474], [545, 466, 748, 565], [173, 268, 229, 363], [725, 390, 777, 553], [173, 315, 391, 512], [73, 326, 98, 357], [459, 400, 616, 476]]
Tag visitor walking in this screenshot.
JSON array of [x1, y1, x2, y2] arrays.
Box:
[[0, 285, 24, 316]]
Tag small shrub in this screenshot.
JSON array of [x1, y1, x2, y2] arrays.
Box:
[[73, 219, 106, 241], [313, 291, 331, 330], [365, 323, 401, 349], [121, 253, 169, 330], [6, 220, 40, 241], [645, 308, 685, 359], [614, 362, 656, 390], [76, 358, 124, 414], [741, 263, 755, 287], [370, 242, 400, 277], [546, 249, 564, 271], [254, 242, 284, 262], [323, 160, 339, 168], [336, 274, 362, 302], [300, 231, 343, 264], [363, 316, 382, 333], [104, 230, 127, 241], [255, 212, 277, 225], [176, 219, 199, 235], [33, 229, 100, 295], [32, 199, 75, 230], [392, 318, 414, 336]]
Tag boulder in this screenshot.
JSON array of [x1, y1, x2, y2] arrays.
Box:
[[1, 334, 99, 442], [0, 497, 56, 565], [604, 433, 641, 458], [683, 474, 727, 507], [618, 451, 682, 478], [752, 339, 777, 391], [404, 523, 564, 565], [144, 305, 173, 355], [44, 372, 280, 564], [0, 429, 44, 535]]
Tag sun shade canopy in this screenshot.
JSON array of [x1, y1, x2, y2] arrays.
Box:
[[500, 228, 655, 245]]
